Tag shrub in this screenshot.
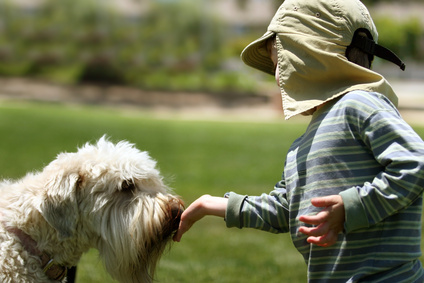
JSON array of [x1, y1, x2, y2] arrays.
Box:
[[0, 0, 257, 93], [375, 16, 423, 60]]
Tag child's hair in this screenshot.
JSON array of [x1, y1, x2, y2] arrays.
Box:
[[346, 31, 371, 69]]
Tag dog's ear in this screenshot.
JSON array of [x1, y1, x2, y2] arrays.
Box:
[[38, 173, 81, 239]]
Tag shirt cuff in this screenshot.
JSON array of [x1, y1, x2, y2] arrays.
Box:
[[225, 192, 248, 228], [339, 187, 369, 233]]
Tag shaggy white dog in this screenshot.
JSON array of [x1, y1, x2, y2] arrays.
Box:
[[0, 136, 184, 283]]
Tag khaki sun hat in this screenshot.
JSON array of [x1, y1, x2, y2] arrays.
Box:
[[241, 0, 404, 76], [240, 0, 402, 119]]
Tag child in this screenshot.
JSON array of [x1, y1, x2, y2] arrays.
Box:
[[174, 0, 424, 281]]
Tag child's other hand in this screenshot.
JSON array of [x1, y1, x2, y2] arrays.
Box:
[[298, 195, 345, 247]]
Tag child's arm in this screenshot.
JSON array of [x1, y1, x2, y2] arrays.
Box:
[[173, 195, 227, 242]]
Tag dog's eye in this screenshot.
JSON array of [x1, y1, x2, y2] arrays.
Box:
[[121, 181, 135, 193]]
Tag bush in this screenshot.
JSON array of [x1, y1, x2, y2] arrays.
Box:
[[375, 16, 423, 60], [0, 0, 257, 93]]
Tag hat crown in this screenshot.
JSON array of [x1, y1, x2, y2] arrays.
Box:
[[268, 0, 378, 45], [241, 0, 379, 76]]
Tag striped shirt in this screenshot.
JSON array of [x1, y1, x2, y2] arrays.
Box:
[[226, 91, 424, 282]]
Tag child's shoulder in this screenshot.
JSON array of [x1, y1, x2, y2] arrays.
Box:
[[318, 90, 401, 125], [340, 90, 385, 103], [336, 90, 397, 113]]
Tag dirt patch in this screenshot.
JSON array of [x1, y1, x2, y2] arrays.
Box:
[[0, 77, 422, 125], [0, 77, 269, 109]]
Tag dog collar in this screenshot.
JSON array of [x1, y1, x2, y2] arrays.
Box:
[[4, 224, 68, 281]]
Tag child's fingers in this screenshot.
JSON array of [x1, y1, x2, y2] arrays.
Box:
[[306, 230, 338, 247], [310, 195, 340, 207], [299, 210, 329, 225], [299, 222, 328, 237]]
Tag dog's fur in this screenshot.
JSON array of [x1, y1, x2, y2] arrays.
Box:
[[0, 137, 183, 283]]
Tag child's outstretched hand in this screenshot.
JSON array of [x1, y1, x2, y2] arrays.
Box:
[[173, 195, 227, 242], [298, 195, 345, 247]]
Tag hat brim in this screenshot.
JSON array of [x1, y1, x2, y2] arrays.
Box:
[[241, 30, 275, 76]]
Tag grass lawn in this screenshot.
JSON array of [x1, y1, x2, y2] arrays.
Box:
[[0, 101, 423, 283]]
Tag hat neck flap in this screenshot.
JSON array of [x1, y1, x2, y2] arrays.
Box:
[[275, 34, 398, 120]]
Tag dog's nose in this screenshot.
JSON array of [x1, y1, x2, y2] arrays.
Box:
[[170, 199, 184, 222], [161, 199, 184, 239]]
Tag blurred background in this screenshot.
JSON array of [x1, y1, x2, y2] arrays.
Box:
[[0, 0, 422, 116]]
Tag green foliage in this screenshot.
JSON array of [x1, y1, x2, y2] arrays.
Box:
[[0, 101, 423, 282], [375, 16, 423, 60], [0, 0, 257, 93]]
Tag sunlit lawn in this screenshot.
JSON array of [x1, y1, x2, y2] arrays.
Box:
[[0, 101, 423, 283]]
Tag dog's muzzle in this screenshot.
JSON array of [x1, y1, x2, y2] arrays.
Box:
[[164, 198, 184, 239]]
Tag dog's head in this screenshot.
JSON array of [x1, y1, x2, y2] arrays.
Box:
[[38, 136, 184, 283]]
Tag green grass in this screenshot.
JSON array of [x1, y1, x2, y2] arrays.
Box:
[[0, 101, 423, 283]]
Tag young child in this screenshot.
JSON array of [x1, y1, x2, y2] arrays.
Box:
[[174, 0, 424, 281]]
